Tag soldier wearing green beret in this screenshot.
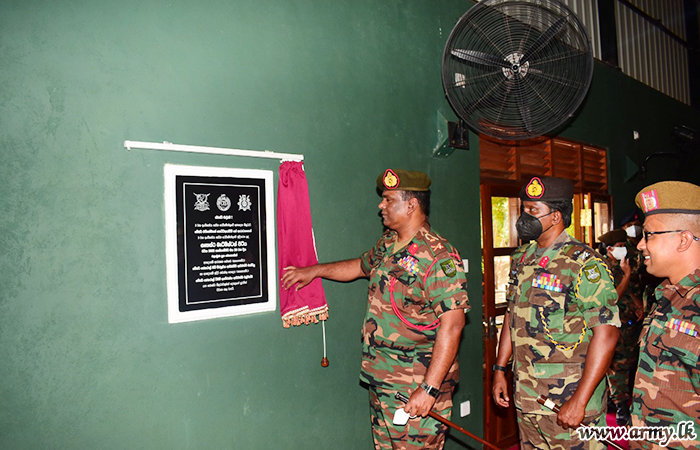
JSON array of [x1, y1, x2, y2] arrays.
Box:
[[597, 229, 644, 426], [630, 181, 700, 449], [492, 176, 620, 450], [281, 168, 470, 450]]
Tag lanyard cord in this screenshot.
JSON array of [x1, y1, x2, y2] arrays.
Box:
[[388, 277, 441, 332]]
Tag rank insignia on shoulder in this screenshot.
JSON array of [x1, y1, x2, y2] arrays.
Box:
[[533, 273, 563, 292], [398, 255, 420, 276], [583, 264, 601, 283], [441, 259, 457, 278], [666, 318, 699, 337], [579, 251, 590, 261]]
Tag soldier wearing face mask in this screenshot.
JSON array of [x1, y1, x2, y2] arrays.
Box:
[[598, 229, 644, 426], [620, 209, 663, 315], [492, 176, 620, 450]]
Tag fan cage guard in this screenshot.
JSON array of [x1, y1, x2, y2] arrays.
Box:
[[442, 0, 594, 140]]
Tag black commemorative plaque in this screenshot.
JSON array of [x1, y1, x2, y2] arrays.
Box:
[[175, 175, 268, 311]]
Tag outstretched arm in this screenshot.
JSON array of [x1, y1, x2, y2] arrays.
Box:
[[281, 258, 365, 290]]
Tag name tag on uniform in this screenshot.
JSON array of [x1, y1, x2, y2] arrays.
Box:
[[666, 319, 699, 337], [533, 273, 563, 293]]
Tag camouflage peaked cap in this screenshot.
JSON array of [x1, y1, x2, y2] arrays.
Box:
[[635, 181, 700, 216], [519, 176, 574, 201], [598, 229, 627, 246], [377, 168, 431, 191]]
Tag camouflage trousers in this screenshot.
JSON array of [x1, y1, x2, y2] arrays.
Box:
[[517, 409, 607, 450], [368, 385, 452, 450]]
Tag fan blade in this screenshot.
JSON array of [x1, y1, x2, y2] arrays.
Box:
[[521, 15, 568, 63], [513, 77, 533, 133], [450, 49, 509, 69]]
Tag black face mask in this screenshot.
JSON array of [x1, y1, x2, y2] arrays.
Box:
[[516, 211, 554, 241]]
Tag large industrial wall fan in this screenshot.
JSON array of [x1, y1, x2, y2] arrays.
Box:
[[442, 0, 594, 141]]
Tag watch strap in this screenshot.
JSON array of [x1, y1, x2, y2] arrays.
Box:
[[420, 381, 440, 398], [492, 364, 508, 372]]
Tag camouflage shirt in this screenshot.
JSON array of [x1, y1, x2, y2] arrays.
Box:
[[507, 231, 620, 416], [630, 268, 700, 449], [358, 223, 470, 390]]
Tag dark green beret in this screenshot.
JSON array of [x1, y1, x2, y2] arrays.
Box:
[[519, 176, 574, 202], [376, 168, 431, 192], [635, 181, 700, 216], [598, 229, 627, 246]]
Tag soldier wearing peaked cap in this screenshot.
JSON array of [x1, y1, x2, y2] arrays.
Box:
[[281, 168, 470, 450], [630, 181, 700, 450], [492, 176, 620, 450]]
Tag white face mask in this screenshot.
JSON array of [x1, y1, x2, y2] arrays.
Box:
[[625, 225, 642, 238], [610, 246, 628, 261]]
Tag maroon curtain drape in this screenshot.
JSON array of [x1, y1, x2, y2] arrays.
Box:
[[277, 161, 328, 327]]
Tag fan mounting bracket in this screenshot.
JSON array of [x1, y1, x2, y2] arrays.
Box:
[[433, 112, 469, 158]]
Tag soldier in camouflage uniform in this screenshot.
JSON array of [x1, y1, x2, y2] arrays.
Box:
[[620, 208, 663, 315], [281, 168, 470, 450], [492, 176, 620, 450], [630, 181, 700, 450], [598, 229, 644, 426]]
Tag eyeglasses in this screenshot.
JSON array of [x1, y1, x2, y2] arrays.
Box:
[[642, 230, 700, 241]]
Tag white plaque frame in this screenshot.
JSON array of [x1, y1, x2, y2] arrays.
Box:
[[164, 164, 277, 323]]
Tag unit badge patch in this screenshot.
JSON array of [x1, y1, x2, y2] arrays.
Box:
[[532, 273, 563, 292], [440, 259, 457, 278], [583, 264, 601, 283]]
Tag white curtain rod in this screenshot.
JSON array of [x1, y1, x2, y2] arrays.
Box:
[[123, 140, 304, 162]]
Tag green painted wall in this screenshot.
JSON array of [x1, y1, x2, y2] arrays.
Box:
[[2, 1, 700, 449]]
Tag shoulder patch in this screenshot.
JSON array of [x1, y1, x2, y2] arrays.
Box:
[[440, 259, 457, 278], [583, 264, 601, 283]]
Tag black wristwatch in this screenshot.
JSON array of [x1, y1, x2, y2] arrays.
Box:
[[420, 381, 440, 398], [492, 364, 508, 373]]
